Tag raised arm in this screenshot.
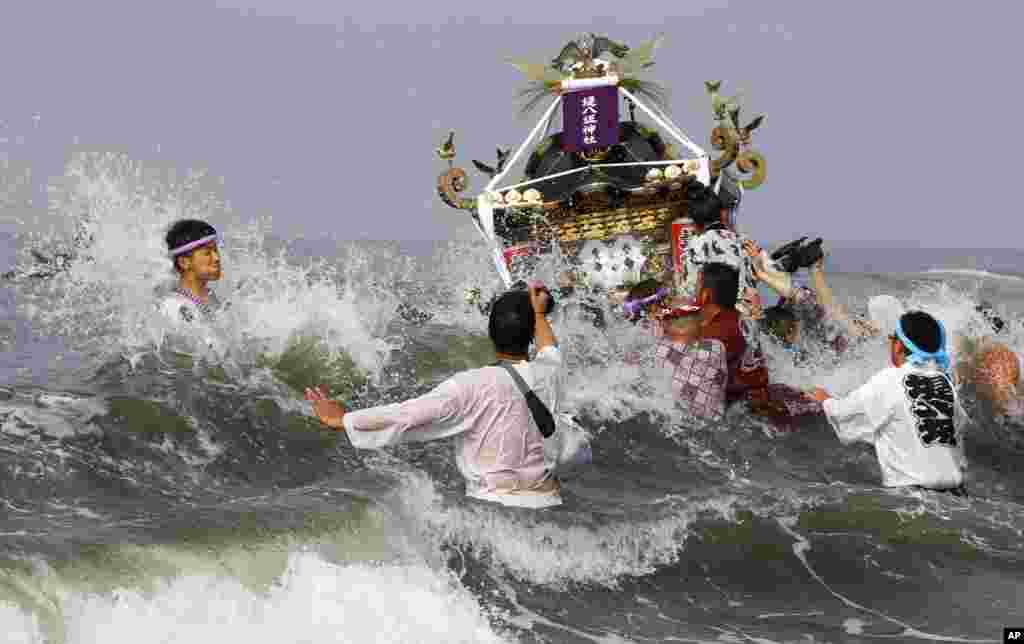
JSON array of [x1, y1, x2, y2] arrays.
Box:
[[743, 239, 793, 299], [530, 285, 558, 351], [807, 256, 876, 340], [808, 257, 834, 309]]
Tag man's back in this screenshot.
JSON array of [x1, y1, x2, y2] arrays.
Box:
[[448, 347, 562, 494], [700, 306, 770, 400], [340, 345, 564, 507], [313, 284, 573, 509], [823, 363, 967, 489], [655, 337, 728, 422]]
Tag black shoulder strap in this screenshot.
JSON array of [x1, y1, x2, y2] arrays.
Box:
[[494, 361, 557, 438]]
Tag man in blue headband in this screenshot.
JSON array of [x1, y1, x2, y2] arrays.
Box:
[[160, 219, 223, 324], [810, 310, 969, 495]]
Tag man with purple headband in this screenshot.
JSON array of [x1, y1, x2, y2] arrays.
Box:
[[160, 219, 223, 324], [622, 278, 672, 329], [619, 278, 673, 366]]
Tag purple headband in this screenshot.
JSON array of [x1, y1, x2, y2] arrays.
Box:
[[623, 287, 669, 317], [169, 234, 219, 257]]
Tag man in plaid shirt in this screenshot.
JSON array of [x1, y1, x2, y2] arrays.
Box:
[[654, 263, 823, 429], [653, 263, 770, 422], [654, 305, 729, 422]]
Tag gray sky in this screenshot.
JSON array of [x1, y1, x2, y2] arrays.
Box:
[[1, 1, 1021, 247]]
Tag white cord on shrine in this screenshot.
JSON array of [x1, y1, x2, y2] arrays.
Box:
[[628, 91, 685, 144], [633, 88, 704, 157], [645, 96, 699, 154], [484, 96, 562, 193], [491, 246, 513, 287], [472, 97, 560, 288], [619, 86, 706, 159], [472, 193, 513, 288], [494, 159, 697, 193]]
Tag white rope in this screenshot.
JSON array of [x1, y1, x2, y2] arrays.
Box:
[[491, 246, 513, 287], [618, 86, 706, 159], [626, 87, 707, 162], [473, 96, 560, 288], [484, 96, 562, 193], [466, 195, 513, 288], [634, 92, 686, 143], [492, 159, 697, 193], [644, 95, 703, 154]]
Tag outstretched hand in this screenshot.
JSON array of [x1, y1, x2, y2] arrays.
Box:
[[304, 385, 346, 429], [743, 240, 769, 278], [746, 245, 795, 299]]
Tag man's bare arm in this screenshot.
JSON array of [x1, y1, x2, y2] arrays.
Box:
[[530, 286, 558, 351], [809, 259, 835, 309]]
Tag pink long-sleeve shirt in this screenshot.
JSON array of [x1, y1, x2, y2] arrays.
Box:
[[342, 346, 564, 508]]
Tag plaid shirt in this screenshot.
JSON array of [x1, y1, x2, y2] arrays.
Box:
[[655, 338, 728, 422]]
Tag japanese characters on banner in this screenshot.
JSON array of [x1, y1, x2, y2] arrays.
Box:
[[561, 85, 620, 152], [671, 217, 698, 273]]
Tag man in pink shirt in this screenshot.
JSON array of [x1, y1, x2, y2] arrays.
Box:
[[305, 286, 580, 509]]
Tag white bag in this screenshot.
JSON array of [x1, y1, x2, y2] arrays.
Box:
[[545, 412, 593, 477]]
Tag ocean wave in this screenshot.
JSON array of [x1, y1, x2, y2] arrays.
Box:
[[386, 464, 740, 589], [5, 147, 1024, 643], [1, 552, 511, 644], [923, 268, 1024, 282]]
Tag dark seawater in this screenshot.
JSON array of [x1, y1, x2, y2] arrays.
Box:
[[1, 159, 1022, 643]]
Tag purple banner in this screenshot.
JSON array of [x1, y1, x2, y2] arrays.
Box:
[[561, 85, 620, 152]]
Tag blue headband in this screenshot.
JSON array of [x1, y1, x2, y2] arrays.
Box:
[[895, 316, 950, 374]]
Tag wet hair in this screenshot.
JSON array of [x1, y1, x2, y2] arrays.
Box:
[[166, 219, 217, 272], [684, 183, 724, 228], [897, 310, 943, 354], [976, 303, 1005, 334], [700, 263, 739, 309], [488, 290, 535, 355], [623, 278, 666, 322], [761, 305, 798, 342]]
